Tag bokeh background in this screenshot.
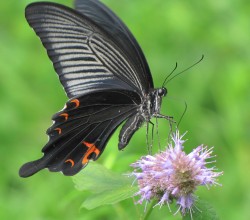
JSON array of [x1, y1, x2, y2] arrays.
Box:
[[1, 0, 249, 219]]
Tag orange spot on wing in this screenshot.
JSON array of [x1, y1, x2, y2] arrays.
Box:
[[54, 128, 62, 134], [59, 113, 69, 121], [70, 99, 80, 108], [65, 159, 75, 167], [82, 141, 100, 164], [83, 141, 94, 148]]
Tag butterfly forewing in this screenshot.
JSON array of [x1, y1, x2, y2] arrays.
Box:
[[74, 0, 153, 90], [25, 2, 150, 98]]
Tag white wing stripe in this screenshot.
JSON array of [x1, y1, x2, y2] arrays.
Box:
[[64, 72, 112, 79], [52, 53, 97, 63]]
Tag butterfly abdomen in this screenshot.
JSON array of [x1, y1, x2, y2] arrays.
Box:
[[118, 113, 144, 150]]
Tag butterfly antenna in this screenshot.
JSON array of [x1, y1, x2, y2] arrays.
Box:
[[177, 101, 187, 128], [163, 55, 204, 87], [162, 62, 178, 88]]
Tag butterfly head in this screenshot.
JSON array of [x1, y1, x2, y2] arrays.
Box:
[[142, 87, 167, 120], [153, 87, 167, 113], [157, 87, 167, 97]]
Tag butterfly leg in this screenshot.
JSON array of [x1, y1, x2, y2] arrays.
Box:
[[146, 122, 149, 152], [155, 116, 162, 150], [168, 118, 175, 142], [146, 120, 154, 155], [153, 113, 176, 144]]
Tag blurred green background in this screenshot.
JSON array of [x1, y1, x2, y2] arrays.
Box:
[[1, 0, 249, 219]]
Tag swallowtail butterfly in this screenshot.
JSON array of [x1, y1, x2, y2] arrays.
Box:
[[19, 0, 170, 177]]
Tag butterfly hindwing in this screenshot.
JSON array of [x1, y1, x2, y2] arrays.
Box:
[[19, 90, 141, 177]]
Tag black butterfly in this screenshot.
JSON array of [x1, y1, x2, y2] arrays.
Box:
[[19, 0, 170, 177]]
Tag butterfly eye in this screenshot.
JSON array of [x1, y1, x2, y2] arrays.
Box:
[[158, 88, 167, 97]]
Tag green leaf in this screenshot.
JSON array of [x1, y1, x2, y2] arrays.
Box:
[[183, 200, 219, 220], [72, 162, 138, 209]]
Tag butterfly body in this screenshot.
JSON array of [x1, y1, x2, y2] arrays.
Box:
[[19, 0, 168, 177], [119, 87, 167, 150]]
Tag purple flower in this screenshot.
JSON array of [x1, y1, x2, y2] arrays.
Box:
[[131, 131, 223, 216]]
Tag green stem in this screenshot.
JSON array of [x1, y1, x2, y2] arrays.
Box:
[[142, 200, 156, 220]]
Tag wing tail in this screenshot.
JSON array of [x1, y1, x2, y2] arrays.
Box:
[[19, 158, 45, 178]]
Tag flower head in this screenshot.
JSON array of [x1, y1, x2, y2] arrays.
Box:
[[131, 131, 223, 216]]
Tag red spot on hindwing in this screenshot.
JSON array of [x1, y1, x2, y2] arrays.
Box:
[[59, 113, 68, 121], [65, 159, 75, 167], [82, 141, 100, 164], [54, 128, 62, 134], [70, 99, 80, 108]]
